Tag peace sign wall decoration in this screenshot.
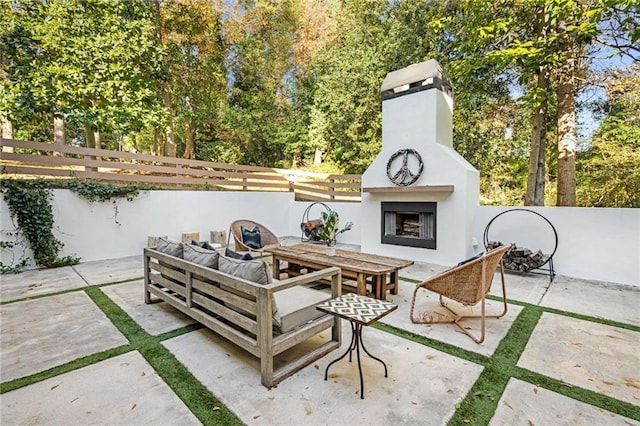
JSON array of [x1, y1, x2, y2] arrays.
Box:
[[386, 149, 424, 186]]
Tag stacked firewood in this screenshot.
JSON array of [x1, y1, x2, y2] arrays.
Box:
[[301, 219, 324, 241], [486, 241, 549, 272]]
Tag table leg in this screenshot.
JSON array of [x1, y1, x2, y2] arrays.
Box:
[[324, 321, 388, 399], [390, 271, 399, 295], [374, 275, 385, 300], [359, 329, 388, 378], [356, 273, 367, 296], [325, 322, 357, 378], [273, 258, 281, 279]]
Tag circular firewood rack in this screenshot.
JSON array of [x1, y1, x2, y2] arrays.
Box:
[[300, 202, 333, 243], [483, 208, 558, 282]]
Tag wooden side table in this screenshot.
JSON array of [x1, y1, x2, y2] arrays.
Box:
[[316, 293, 398, 399]]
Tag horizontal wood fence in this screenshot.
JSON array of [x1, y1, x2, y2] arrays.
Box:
[[0, 139, 361, 202]]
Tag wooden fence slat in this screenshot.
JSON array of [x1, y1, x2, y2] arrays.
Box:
[[1, 138, 362, 201], [82, 158, 288, 182], [0, 138, 277, 172], [1, 152, 86, 167]]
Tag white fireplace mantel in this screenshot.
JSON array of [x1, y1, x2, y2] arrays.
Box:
[[362, 185, 454, 194]]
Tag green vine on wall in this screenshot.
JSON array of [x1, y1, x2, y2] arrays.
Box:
[[1, 179, 146, 274], [1, 179, 80, 272], [66, 181, 142, 203], [0, 239, 29, 274]]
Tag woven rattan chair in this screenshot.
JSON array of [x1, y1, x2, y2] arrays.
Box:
[[409, 243, 512, 344], [228, 220, 281, 253]]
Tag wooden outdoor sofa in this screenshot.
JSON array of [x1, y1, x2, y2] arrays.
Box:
[[144, 242, 342, 388]]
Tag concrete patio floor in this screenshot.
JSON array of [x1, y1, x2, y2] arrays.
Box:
[[1, 240, 639, 425]]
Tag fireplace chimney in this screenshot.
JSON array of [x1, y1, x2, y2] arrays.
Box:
[[360, 60, 480, 266]]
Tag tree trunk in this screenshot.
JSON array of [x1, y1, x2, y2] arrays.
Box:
[[556, 71, 577, 206], [525, 69, 549, 206], [183, 120, 195, 159], [1, 116, 13, 153], [84, 124, 96, 149], [162, 91, 176, 158], [152, 0, 176, 158], [52, 116, 66, 157], [83, 124, 98, 172], [53, 116, 65, 145], [94, 131, 101, 150], [313, 147, 322, 166]]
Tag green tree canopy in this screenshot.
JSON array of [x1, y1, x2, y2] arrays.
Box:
[[1, 0, 166, 144]]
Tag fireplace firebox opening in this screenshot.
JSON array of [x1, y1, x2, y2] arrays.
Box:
[[381, 202, 436, 249]]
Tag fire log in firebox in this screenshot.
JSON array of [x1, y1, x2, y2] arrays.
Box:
[[487, 241, 549, 272]]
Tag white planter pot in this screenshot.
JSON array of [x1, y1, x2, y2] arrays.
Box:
[[326, 246, 336, 256]]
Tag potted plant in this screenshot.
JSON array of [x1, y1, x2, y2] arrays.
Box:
[[316, 210, 353, 256]]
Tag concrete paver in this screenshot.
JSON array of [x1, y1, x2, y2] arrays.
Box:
[[0, 351, 200, 426], [399, 261, 448, 281], [488, 270, 551, 305], [540, 277, 640, 326], [72, 255, 143, 285], [0, 292, 128, 382], [101, 280, 196, 335], [518, 313, 640, 406], [164, 325, 484, 425], [1, 252, 638, 425], [490, 378, 639, 426], [0, 265, 88, 302], [384, 280, 523, 356]]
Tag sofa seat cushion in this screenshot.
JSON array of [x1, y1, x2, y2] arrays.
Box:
[[273, 286, 331, 334]]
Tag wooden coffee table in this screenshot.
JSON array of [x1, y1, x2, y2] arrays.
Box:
[[266, 244, 413, 300]]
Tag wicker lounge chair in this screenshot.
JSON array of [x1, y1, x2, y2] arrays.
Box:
[[409, 243, 512, 343], [228, 219, 281, 253]]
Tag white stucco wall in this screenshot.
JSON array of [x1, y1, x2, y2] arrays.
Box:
[[1, 189, 295, 264], [475, 206, 639, 286], [1, 190, 638, 286]]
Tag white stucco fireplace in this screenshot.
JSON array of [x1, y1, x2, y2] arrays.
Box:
[[360, 59, 480, 265]]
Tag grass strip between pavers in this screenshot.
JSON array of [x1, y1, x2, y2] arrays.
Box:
[[377, 302, 640, 425], [83, 286, 243, 426], [3, 274, 639, 425], [0, 276, 143, 306], [0, 345, 133, 394], [446, 305, 543, 426]]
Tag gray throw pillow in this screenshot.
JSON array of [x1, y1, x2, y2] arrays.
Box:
[[156, 238, 183, 258], [218, 255, 271, 285], [218, 256, 279, 328], [225, 247, 253, 261], [202, 241, 219, 250], [183, 243, 219, 269]]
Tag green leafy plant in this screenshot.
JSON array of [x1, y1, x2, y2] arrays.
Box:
[[1, 179, 147, 273], [316, 210, 353, 247], [1, 180, 80, 271], [66, 181, 142, 202], [0, 239, 29, 274]]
